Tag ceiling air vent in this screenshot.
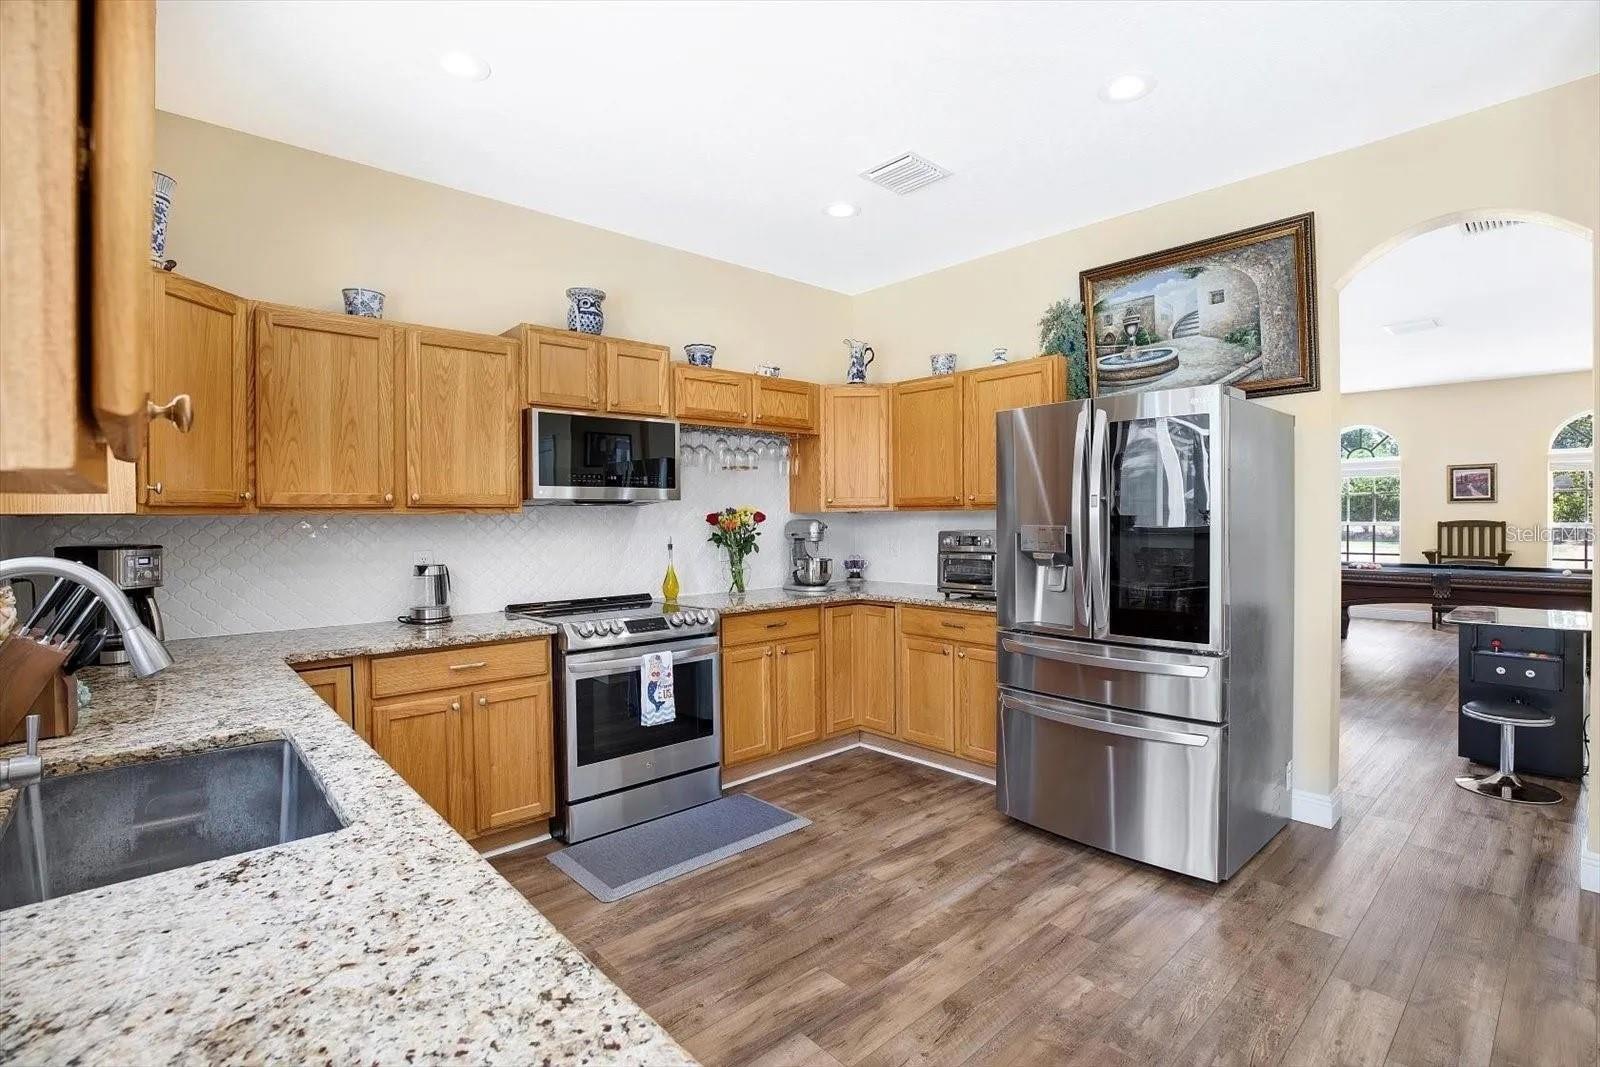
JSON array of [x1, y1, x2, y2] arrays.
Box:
[[860, 152, 951, 196], [1458, 219, 1523, 236]]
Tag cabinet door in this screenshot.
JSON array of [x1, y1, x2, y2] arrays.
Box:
[[146, 272, 250, 507], [892, 376, 963, 508], [752, 376, 817, 433], [372, 689, 469, 835], [673, 364, 750, 426], [405, 327, 520, 508], [296, 665, 354, 729], [775, 637, 824, 750], [605, 340, 671, 417], [962, 358, 1064, 507], [898, 635, 955, 752], [954, 644, 998, 765], [526, 329, 603, 411], [857, 605, 898, 736], [822, 386, 891, 509], [469, 678, 554, 833], [255, 308, 397, 508], [824, 607, 857, 733], [722, 643, 775, 765]]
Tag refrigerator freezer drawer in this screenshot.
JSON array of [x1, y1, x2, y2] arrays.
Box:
[[996, 686, 1225, 881], [998, 630, 1226, 724]]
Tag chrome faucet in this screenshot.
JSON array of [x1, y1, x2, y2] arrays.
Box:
[[0, 715, 42, 788], [0, 557, 173, 677]]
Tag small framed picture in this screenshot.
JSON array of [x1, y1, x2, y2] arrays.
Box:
[[1447, 463, 1497, 502]]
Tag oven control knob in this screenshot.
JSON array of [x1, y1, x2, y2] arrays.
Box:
[[696, 610, 712, 625], [608, 620, 625, 635], [668, 613, 684, 627], [576, 622, 595, 637]]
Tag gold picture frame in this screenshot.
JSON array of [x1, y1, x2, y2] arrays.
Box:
[[1447, 463, 1497, 503]]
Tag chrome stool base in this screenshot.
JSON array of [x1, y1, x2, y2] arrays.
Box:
[[1453, 770, 1562, 806]]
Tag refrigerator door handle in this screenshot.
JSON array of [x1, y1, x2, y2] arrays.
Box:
[[1069, 410, 1091, 618], [1086, 407, 1110, 636], [1000, 635, 1212, 678], [1000, 690, 1211, 747]]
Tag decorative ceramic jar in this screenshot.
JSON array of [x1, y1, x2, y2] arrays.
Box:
[[843, 555, 867, 585], [685, 343, 716, 367], [566, 287, 606, 334], [755, 364, 781, 377], [341, 288, 385, 318], [991, 347, 1009, 364], [150, 171, 176, 265], [844, 339, 875, 383], [930, 353, 957, 375]]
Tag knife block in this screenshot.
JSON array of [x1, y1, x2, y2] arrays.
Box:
[[4, 673, 78, 743]]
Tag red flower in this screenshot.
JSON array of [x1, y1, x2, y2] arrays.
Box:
[[705, 512, 718, 524], [753, 511, 767, 523]]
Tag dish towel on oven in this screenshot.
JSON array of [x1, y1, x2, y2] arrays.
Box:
[[640, 650, 676, 726]]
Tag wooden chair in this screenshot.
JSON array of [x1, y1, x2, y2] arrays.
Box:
[[1423, 519, 1512, 628]]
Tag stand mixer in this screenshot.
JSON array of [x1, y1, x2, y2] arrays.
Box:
[[783, 519, 833, 594]]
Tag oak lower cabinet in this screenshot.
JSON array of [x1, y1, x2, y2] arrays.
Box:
[[898, 636, 957, 750], [773, 637, 824, 749], [894, 607, 998, 766], [367, 638, 554, 839], [296, 664, 355, 729], [721, 644, 776, 764], [404, 327, 521, 508], [824, 604, 896, 736], [720, 607, 825, 767], [953, 644, 998, 763], [892, 376, 963, 508]]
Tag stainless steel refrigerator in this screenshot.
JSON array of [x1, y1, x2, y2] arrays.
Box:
[[995, 384, 1294, 882]]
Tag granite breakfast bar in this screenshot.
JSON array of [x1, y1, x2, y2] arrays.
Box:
[[0, 614, 692, 1066]]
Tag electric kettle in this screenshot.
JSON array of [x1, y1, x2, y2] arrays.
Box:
[[400, 563, 452, 625]]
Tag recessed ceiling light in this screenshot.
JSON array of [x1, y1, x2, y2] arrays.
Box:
[[1099, 72, 1155, 103], [439, 50, 492, 82], [825, 202, 859, 219]]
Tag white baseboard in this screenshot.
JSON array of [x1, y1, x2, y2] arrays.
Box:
[[722, 738, 861, 788], [1290, 789, 1342, 829], [477, 831, 551, 859], [1582, 845, 1600, 895], [857, 741, 997, 786], [1347, 606, 1432, 624]]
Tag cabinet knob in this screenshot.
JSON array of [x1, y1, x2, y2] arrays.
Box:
[[779, 648, 788, 656], [478, 695, 488, 706], [147, 394, 194, 433], [826, 497, 834, 504], [958, 650, 966, 658], [765, 649, 773, 657], [968, 494, 975, 501], [239, 490, 253, 501], [410, 492, 420, 502], [383, 492, 394, 503], [146, 481, 163, 495], [942, 648, 950, 656], [450, 699, 461, 711]]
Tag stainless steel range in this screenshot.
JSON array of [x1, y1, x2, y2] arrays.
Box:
[[505, 594, 721, 843]]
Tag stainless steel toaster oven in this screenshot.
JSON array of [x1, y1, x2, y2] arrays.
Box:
[[937, 529, 997, 599]]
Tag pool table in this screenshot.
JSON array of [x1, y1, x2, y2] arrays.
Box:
[[1340, 563, 1592, 638]]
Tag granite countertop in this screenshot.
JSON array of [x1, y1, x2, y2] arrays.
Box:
[[0, 613, 692, 1065], [679, 581, 997, 615]]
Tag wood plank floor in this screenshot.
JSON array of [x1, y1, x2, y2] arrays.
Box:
[[493, 620, 1597, 1066]]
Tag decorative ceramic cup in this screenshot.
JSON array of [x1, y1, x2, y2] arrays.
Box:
[[341, 288, 385, 318], [991, 347, 1009, 364], [930, 353, 957, 375], [844, 555, 867, 583], [685, 343, 716, 367], [567, 287, 606, 334], [150, 171, 176, 264], [755, 364, 781, 377]]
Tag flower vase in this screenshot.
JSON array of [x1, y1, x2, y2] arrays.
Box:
[[726, 552, 748, 595]]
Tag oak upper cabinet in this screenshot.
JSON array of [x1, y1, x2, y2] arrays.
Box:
[[372, 689, 471, 835], [751, 376, 818, 433], [892, 376, 963, 509], [953, 643, 998, 764], [1, 0, 155, 492], [721, 643, 776, 765], [898, 635, 957, 751], [255, 307, 398, 509], [145, 272, 251, 508], [961, 357, 1066, 507], [404, 327, 521, 509], [605, 340, 671, 417], [511, 325, 603, 411], [468, 678, 555, 833], [673, 364, 750, 427], [774, 637, 824, 749], [791, 385, 891, 511], [824, 604, 896, 736]]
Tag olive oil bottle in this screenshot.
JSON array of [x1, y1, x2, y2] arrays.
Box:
[[661, 539, 681, 605]]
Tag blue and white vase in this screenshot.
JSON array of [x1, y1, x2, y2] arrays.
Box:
[[150, 171, 176, 265], [844, 339, 875, 383], [930, 353, 957, 375], [684, 343, 716, 367], [755, 364, 781, 378], [566, 287, 606, 335], [991, 347, 1009, 364], [342, 287, 385, 318]]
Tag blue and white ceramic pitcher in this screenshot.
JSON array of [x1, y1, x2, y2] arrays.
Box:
[[844, 339, 875, 383]]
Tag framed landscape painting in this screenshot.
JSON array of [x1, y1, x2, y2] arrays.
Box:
[[1448, 463, 1497, 502], [1081, 213, 1319, 398]]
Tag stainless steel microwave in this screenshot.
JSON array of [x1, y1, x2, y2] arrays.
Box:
[[523, 410, 680, 504]]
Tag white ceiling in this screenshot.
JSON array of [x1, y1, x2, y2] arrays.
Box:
[[1339, 221, 1593, 393], [155, 1, 1600, 294]]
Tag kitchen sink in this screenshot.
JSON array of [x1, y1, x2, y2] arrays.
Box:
[[0, 740, 345, 912]]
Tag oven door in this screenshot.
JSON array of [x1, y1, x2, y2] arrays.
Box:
[[938, 552, 997, 595], [562, 636, 720, 802]]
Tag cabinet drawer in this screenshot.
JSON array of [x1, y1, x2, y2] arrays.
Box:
[[1470, 650, 1564, 693], [372, 639, 549, 698], [899, 606, 997, 645], [721, 607, 822, 647]]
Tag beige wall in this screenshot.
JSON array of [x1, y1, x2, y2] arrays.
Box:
[[851, 77, 1600, 810], [155, 113, 851, 376], [1340, 372, 1592, 566]]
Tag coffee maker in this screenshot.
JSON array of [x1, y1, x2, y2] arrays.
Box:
[[53, 544, 165, 666], [782, 519, 833, 594]]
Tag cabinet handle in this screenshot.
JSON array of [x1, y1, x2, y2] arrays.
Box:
[[941, 621, 966, 630], [383, 492, 394, 503], [449, 661, 488, 671], [239, 490, 253, 501], [147, 394, 194, 433], [450, 699, 461, 711], [146, 481, 163, 495], [765, 621, 789, 629], [478, 695, 488, 706]]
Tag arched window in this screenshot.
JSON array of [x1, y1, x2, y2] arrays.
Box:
[[1340, 426, 1400, 563], [1549, 412, 1593, 568]]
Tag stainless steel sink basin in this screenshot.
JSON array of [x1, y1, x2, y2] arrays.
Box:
[[0, 740, 344, 912]]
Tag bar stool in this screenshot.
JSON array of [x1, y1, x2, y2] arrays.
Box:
[[1454, 698, 1562, 805]]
